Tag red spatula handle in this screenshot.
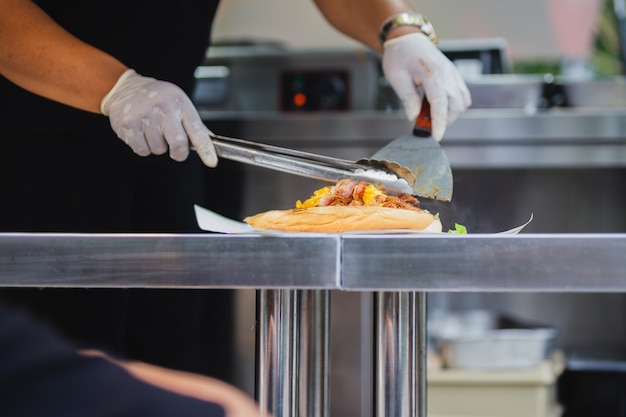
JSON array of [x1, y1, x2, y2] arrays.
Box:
[[413, 97, 432, 138]]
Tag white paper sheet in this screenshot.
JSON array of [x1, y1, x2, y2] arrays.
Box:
[[194, 205, 533, 235]]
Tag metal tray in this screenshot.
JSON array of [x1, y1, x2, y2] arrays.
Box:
[[430, 310, 556, 370]]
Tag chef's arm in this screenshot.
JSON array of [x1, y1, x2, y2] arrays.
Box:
[[0, 0, 127, 114], [81, 350, 264, 417], [312, 0, 421, 52], [313, 0, 472, 141], [0, 0, 217, 165], [115, 360, 265, 417]]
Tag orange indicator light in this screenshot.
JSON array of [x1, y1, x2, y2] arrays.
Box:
[[293, 93, 307, 107]]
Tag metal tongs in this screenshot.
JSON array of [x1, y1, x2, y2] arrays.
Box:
[[209, 133, 416, 195]]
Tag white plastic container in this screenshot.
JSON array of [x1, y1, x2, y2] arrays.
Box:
[[428, 356, 564, 417]]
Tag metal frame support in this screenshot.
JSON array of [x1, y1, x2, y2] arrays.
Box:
[[257, 289, 330, 417], [374, 291, 427, 417]]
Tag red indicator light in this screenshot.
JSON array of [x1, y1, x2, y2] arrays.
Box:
[[293, 93, 307, 107]]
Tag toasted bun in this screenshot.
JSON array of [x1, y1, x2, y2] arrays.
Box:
[[244, 205, 442, 233]]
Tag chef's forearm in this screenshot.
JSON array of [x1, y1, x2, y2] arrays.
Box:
[[0, 0, 127, 114], [312, 0, 421, 52]]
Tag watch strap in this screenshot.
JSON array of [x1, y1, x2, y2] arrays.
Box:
[[379, 13, 438, 46]]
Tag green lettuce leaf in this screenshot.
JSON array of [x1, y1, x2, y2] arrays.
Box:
[[448, 223, 468, 234]]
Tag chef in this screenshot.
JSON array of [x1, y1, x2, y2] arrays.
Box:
[[0, 0, 470, 378]]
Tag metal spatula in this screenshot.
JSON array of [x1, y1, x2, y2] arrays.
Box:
[[359, 98, 453, 201]]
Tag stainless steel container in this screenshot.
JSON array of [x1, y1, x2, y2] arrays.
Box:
[[441, 328, 556, 369], [431, 310, 557, 370]]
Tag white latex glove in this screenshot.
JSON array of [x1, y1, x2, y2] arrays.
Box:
[[101, 69, 218, 167], [382, 33, 472, 141]]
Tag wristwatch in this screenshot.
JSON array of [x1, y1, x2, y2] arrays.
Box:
[[379, 13, 438, 46]]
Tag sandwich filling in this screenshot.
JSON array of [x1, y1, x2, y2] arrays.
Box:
[[296, 179, 422, 211]]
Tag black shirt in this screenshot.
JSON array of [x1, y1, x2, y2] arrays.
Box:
[[0, 302, 227, 417], [0, 1, 234, 382], [0, 0, 222, 232]]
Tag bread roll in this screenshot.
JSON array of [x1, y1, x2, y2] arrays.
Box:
[[244, 205, 441, 233]]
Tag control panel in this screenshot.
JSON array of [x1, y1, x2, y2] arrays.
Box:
[[279, 70, 350, 111]]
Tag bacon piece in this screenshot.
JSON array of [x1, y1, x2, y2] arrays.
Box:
[[351, 182, 368, 200], [381, 197, 421, 211], [334, 179, 356, 199], [318, 194, 333, 206], [399, 194, 420, 207]]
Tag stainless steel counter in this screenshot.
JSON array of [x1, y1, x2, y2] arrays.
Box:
[[342, 233, 626, 291], [3, 232, 626, 417], [3, 233, 626, 291], [0, 233, 339, 288]]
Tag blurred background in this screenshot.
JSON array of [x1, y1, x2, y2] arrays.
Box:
[[212, 0, 621, 77]]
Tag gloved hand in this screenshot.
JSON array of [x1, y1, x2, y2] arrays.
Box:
[[382, 33, 472, 141], [101, 69, 218, 167]]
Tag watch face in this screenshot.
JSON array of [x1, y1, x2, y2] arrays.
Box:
[[406, 15, 438, 45], [419, 18, 438, 45]]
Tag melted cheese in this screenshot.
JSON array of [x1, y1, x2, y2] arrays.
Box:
[[296, 186, 331, 209]]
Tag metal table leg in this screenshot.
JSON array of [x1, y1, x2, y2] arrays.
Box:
[[257, 289, 298, 417], [299, 290, 330, 417], [257, 289, 330, 417], [375, 291, 427, 417]]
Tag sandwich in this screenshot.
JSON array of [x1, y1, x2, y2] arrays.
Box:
[[244, 179, 442, 233]]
